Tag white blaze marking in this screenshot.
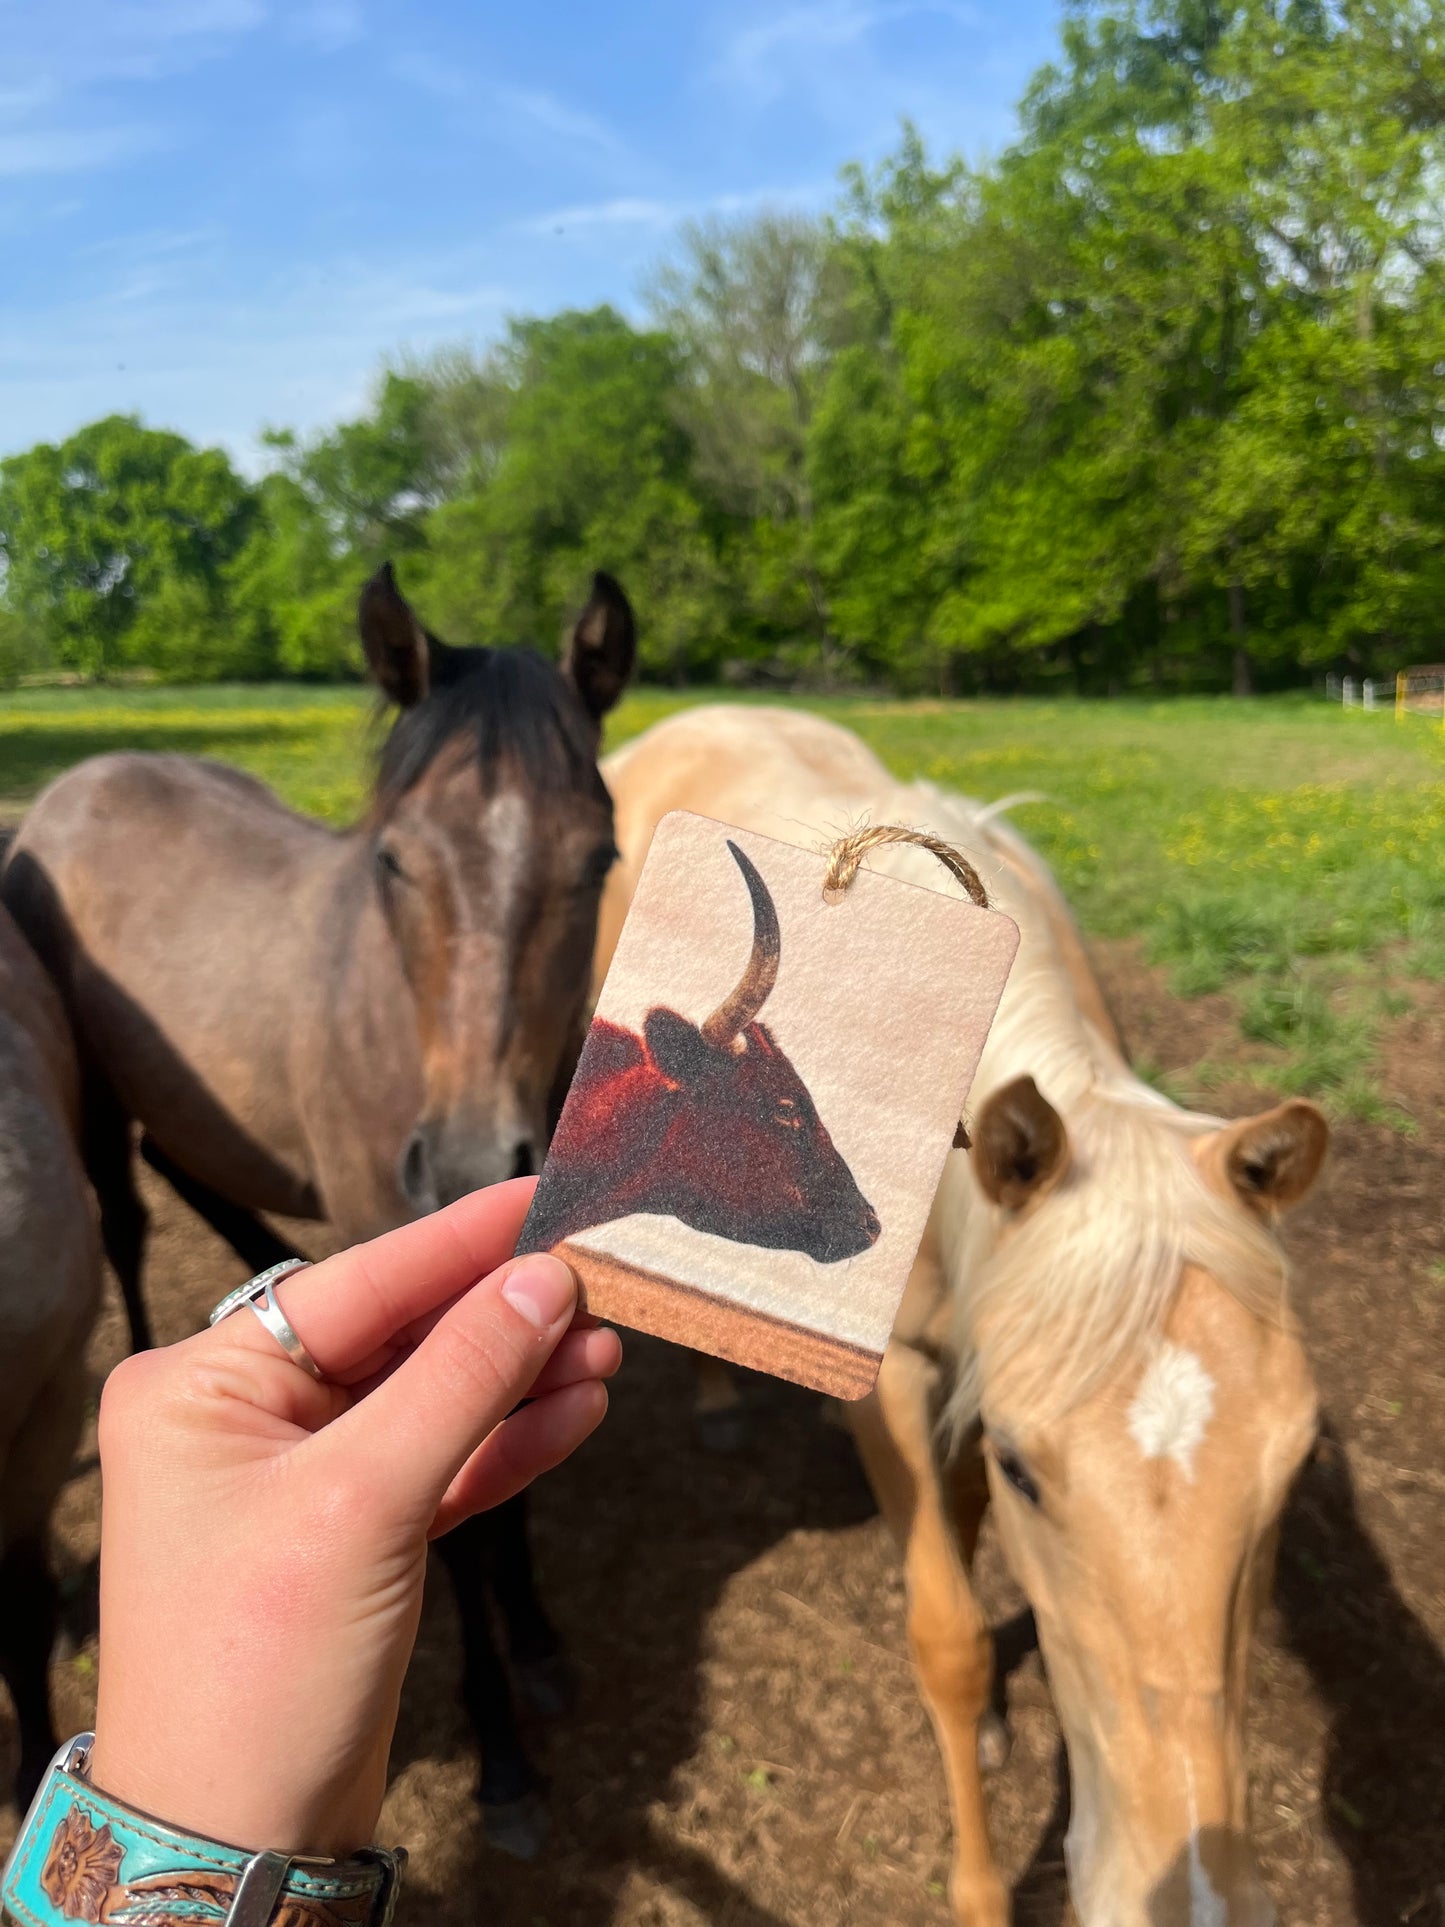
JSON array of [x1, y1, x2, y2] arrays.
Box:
[[483, 789, 528, 927], [1127, 1342, 1215, 1480]]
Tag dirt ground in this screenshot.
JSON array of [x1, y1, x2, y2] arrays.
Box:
[[2, 937, 1442, 1927]]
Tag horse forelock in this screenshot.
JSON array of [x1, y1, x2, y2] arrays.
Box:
[[374, 646, 606, 815]]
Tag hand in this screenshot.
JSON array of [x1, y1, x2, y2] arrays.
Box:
[[86, 1177, 620, 1859]]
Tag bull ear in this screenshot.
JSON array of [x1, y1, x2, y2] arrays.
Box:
[[973, 1075, 1069, 1210], [1217, 1100, 1328, 1214], [359, 563, 446, 708], [562, 571, 635, 723], [645, 1008, 714, 1088]]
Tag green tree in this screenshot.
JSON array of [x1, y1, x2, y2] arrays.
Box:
[[418, 307, 728, 678], [649, 213, 849, 670], [0, 415, 256, 679]]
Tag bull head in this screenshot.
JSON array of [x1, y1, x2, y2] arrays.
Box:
[[641, 841, 881, 1262]]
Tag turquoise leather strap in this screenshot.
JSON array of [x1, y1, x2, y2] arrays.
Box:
[[2, 1737, 403, 1927]]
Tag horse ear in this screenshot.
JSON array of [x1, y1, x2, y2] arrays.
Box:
[[973, 1075, 1069, 1210], [562, 572, 635, 722], [1217, 1100, 1328, 1214], [359, 563, 437, 708]]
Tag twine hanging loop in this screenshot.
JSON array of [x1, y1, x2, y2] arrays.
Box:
[[822, 821, 989, 1153], [822, 822, 990, 909]]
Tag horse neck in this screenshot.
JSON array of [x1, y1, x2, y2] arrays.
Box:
[[902, 783, 1141, 1116], [918, 785, 1208, 1322]]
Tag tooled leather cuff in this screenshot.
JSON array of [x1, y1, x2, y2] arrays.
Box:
[[1, 1737, 404, 1927]]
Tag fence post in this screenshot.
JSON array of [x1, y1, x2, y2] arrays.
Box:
[[1397, 669, 1407, 722], [1363, 678, 1377, 711], [1343, 675, 1356, 706]]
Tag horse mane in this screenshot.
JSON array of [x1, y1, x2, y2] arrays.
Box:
[[888, 782, 1293, 1434], [375, 645, 605, 809]]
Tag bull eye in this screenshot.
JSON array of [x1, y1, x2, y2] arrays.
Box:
[[774, 1097, 802, 1129], [992, 1443, 1041, 1507]]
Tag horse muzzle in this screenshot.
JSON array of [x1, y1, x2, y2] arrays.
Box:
[[398, 1119, 538, 1214]]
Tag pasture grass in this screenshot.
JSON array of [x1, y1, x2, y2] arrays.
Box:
[[3, 682, 1442, 1120]]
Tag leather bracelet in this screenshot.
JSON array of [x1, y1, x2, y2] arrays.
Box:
[[1, 1737, 404, 1927]]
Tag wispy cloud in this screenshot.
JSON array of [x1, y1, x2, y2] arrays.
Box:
[[521, 197, 680, 235], [88, 0, 270, 80], [391, 63, 628, 162], [2, 1, 269, 107], [495, 87, 623, 157], [0, 126, 159, 178], [119, 0, 268, 34], [390, 51, 470, 103], [283, 1, 364, 55], [520, 182, 830, 237], [77, 224, 221, 260], [0, 247, 517, 466], [718, 1, 977, 100], [0, 83, 59, 119]]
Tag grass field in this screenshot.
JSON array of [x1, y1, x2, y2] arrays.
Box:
[[3, 682, 1443, 1119]]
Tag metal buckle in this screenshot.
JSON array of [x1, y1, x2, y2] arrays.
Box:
[[228, 1851, 294, 1927], [355, 1846, 407, 1927]]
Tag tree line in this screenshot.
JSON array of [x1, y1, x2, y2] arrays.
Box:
[[3, 0, 1442, 696]]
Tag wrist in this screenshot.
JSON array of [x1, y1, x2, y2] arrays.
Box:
[[86, 1728, 382, 1862]]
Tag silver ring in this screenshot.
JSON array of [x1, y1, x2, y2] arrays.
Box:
[[209, 1258, 323, 1381]]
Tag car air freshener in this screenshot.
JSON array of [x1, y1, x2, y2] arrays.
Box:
[[517, 810, 1019, 1398]]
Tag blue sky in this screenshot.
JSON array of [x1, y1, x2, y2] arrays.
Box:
[[1, 1, 1060, 468]]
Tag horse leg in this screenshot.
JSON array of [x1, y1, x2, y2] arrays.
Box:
[[485, 1493, 574, 1717], [848, 1338, 1007, 1927], [0, 1360, 88, 1807], [433, 1513, 548, 1860], [139, 1136, 301, 1274], [83, 1079, 151, 1353], [692, 1353, 747, 1452], [0, 1535, 61, 1805]]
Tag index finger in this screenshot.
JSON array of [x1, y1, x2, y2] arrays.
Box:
[[218, 1179, 539, 1379]]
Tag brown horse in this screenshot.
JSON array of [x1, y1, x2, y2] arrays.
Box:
[[597, 705, 1327, 1927], [0, 901, 102, 1807], [1, 563, 635, 1850]]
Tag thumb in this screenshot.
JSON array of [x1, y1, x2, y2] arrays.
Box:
[[315, 1252, 578, 1522]]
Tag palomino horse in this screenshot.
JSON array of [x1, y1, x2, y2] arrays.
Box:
[[0, 901, 102, 1807], [595, 705, 1327, 1927], [1, 564, 635, 1850]]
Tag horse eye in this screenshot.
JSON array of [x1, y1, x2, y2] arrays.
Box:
[[375, 844, 407, 883], [579, 844, 619, 891], [774, 1098, 800, 1127], [993, 1445, 1040, 1507]]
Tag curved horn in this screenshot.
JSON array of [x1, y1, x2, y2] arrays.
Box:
[[699, 840, 781, 1050]]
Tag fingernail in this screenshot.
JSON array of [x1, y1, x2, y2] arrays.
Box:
[[501, 1255, 575, 1331]]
